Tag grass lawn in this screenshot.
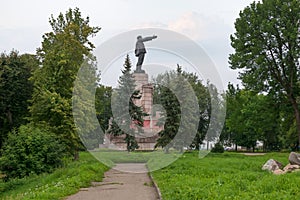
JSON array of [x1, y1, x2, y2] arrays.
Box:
[[91, 149, 182, 172], [1, 150, 299, 200], [151, 151, 300, 200], [0, 152, 109, 200]]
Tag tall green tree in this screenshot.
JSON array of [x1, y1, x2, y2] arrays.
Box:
[[108, 55, 146, 152], [154, 66, 200, 152], [225, 88, 259, 151], [229, 0, 300, 146], [95, 85, 112, 132], [222, 83, 281, 151], [180, 71, 211, 150], [29, 8, 100, 159], [221, 84, 242, 150], [247, 94, 281, 151], [0, 51, 38, 149], [72, 54, 101, 150], [205, 82, 225, 150], [278, 98, 298, 150], [154, 70, 181, 153]]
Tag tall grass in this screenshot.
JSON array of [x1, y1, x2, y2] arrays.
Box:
[[0, 152, 109, 200], [151, 152, 300, 200], [2, 150, 298, 199]]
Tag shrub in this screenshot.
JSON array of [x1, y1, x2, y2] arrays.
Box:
[[211, 143, 224, 153], [0, 124, 65, 180]]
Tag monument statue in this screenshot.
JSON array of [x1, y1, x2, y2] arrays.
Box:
[[134, 35, 157, 73]]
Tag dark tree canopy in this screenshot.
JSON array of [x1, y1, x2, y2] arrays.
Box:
[[153, 66, 212, 152], [0, 51, 38, 149], [95, 85, 113, 133], [222, 83, 282, 151], [229, 0, 300, 145], [29, 8, 100, 159]]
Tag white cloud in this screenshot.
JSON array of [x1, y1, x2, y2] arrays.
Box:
[[132, 11, 231, 42], [168, 11, 231, 41], [168, 12, 207, 40], [131, 22, 167, 29]]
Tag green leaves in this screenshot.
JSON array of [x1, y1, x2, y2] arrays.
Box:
[[0, 124, 65, 180], [223, 83, 282, 151], [108, 55, 146, 152], [49, 8, 100, 50], [29, 8, 100, 158], [231, 0, 300, 92], [153, 66, 213, 151], [0, 51, 38, 149], [230, 0, 300, 146]]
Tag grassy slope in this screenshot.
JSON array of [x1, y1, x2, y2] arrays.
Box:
[[0, 152, 109, 200], [151, 152, 300, 200], [2, 150, 299, 200]]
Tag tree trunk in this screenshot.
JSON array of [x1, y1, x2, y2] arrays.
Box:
[[164, 147, 170, 154], [207, 141, 209, 150], [288, 94, 300, 151], [6, 109, 13, 126], [179, 146, 183, 153], [74, 150, 79, 161], [195, 142, 200, 150], [126, 134, 130, 152]]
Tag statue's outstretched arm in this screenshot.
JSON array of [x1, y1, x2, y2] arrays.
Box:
[[141, 35, 157, 42]]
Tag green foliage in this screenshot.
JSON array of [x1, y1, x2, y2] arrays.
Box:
[[72, 54, 101, 151], [0, 124, 65, 180], [29, 8, 100, 159], [205, 82, 226, 148], [0, 152, 109, 200], [95, 85, 112, 132], [154, 69, 181, 152], [230, 0, 300, 92], [229, 0, 300, 144], [279, 107, 298, 150], [153, 66, 219, 151], [151, 152, 300, 200], [222, 83, 282, 151], [244, 94, 281, 151], [211, 143, 224, 153], [0, 51, 38, 149], [182, 73, 211, 150], [108, 55, 146, 152]]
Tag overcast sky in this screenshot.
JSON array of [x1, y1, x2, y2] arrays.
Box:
[[1, 0, 255, 88]]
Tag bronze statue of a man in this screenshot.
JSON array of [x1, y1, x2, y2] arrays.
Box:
[[134, 35, 157, 73]]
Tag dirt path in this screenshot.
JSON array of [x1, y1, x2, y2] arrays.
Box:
[[243, 153, 266, 156], [66, 163, 160, 200]]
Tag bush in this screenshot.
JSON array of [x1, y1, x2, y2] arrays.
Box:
[[0, 124, 65, 180], [211, 143, 224, 153]]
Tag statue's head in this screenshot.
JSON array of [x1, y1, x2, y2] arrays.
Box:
[[137, 35, 142, 40]]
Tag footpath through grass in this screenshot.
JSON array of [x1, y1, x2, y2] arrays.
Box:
[[0, 152, 109, 200], [151, 151, 300, 200], [2, 150, 299, 200]]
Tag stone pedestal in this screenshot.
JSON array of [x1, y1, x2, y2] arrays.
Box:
[[132, 72, 162, 149], [106, 72, 163, 151], [133, 73, 153, 114], [132, 73, 149, 89]]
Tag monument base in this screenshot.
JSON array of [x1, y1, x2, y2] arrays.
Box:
[[134, 69, 145, 73], [105, 71, 163, 151], [132, 72, 149, 88]]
